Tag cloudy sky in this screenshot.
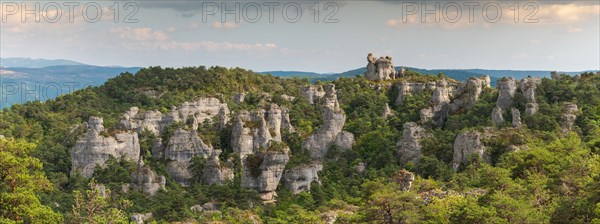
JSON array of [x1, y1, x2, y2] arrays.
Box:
[[1, 0, 599, 73]]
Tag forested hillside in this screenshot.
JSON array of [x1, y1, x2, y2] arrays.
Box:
[[1, 65, 599, 223]]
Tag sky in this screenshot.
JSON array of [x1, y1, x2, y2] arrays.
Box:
[[1, 0, 599, 73]]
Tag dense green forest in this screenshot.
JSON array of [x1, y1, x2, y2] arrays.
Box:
[[1, 66, 600, 223]]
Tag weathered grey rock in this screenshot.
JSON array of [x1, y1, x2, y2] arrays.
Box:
[[281, 94, 296, 101], [118, 98, 229, 135], [449, 77, 484, 111], [451, 131, 489, 171], [366, 53, 396, 81], [301, 85, 325, 105], [382, 104, 395, 118], [396, 122, 427, 165], [202, 150, 234, 185], [165, 128, 213, 161], [190, 205, 203, 213], [302, 84, 352, 159], [395, 81, 434, 105], [480, 76, 491, 88], [561, 102, 579, 133], [242, 149, 290, 203], [130, 166, 166, 196], [491, 106, 505, 127], [231, 105, 293, 158], [431, 79, 451, 105], [511, 108, 522, 128], [520, 77, 542, 115], [496, 77, 517, 110], [71, 117, 140, 178], [233, 93, 246, 104], [167, 161, 192, 186], [202, 202, 220, 212], [395, 170, 415, 191], [283, 164, 322, 194], [355, 162, 367, 174], [334, 131, 355, 150], [131, 213, 152, 224]]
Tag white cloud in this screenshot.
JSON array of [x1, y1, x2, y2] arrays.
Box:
[[567, 27, 584, 33], [109, 27, 168, 42], [211, 21, 241, 30], [530, 39, 541, 44]]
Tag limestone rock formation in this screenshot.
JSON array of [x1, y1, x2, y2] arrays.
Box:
[[301, 85, 325, 105], [167, 161, 192, 186], [118, 97, 229, 135], [202, 150, 234, 185], [128, 166, 166, 196], [449, 77, 485, 112], [491, 106, 505, 126], [302, 84, 354, 159], [495, 77, 517, 110], [131, 213, 153, 224], [520, 77, 542, 115], [393, 169, 415, 191], [233, 93, 246, 104], [395, 81, 437, 105], [451, 131, 490, 171], [71, 117, 140, 178], [242, 149, 290, 203], [396, 122, 428, 165], [561, 102, 579, 133], [231, 104, 294, 158], [283, 164, 322, 194], [366, 53, 396, 81], [382, 104, 395, 118], [419, 79, 453, 126], [164, 128, 213, 161], [512, 108, 522, 128]]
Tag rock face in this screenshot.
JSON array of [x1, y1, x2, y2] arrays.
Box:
[[395, 81, 437, 105], [233, 93, 246, 104], [511, 108, 522, 128], [242, 150, 290, 203], [71, 117, 140, 178], [283, 164, 322, 194], [118, 97, 229, 135], [491, 106, 505, 126], [561, 102, 579, 133], [449, 77, 485, 112], [202, 150, 234, 185], [231, 104, 294, 158], [396, 122, 427, 165], [129, 166, 166, 196], [302, 84, 354, 160], [520, 77, 542, 115], [495, 77, 517, 110], [451, 131, 489, 171], [366, 53, 396, 81], [419, 79, 453, 126], [301, 85, 325, 105], [163, 128, 214, 186]]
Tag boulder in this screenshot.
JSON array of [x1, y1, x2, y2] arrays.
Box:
[[561, 102, 579, 133], [451, 131, 490, 171], [241, 149, 290, 203]]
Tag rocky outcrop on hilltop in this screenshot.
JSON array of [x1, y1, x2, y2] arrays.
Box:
[[302, 84, 354, 160], [301, 85, 325, 105], [496, 77, 517, 110], [419, 79, 453, 126], [451, 131, 490, 170], [71, 117, 140, 178], [396, 122, 428, 166], [283, 164, 322, 194], [520, 77, 542, 115], [561, 102, 579, 133], [118, 97, 229, 135], [395, 81, 437, 105], [448, 77, 487, 112], [366, 53, 396, 81]]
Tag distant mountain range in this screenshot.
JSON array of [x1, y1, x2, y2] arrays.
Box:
[[0, 57, 86, 68], [1, 58, 140, 108], [1, 57, 596, 108]]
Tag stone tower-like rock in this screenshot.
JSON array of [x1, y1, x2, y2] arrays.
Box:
[[451, 131, 490, 171], [302, 84, 354, 160], [396, 122, 428, 165], [561, 102, 579, 133], [366, 53, 396, 81], [520, 77, 542, 115]]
